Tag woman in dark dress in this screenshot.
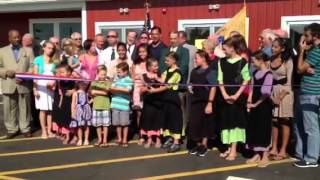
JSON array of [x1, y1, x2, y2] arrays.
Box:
[[246, 51, 273, 168], [52, 64, 76, 144], [140, 58, 163, 148], [218, 37, 251, 161], [187, 50, 217, 157]]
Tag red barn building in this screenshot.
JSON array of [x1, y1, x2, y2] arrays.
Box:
[[0, 0, 319, 49]]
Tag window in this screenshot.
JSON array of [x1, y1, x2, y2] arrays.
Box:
[[29, 18, 81, 43], [281, 15, 320, 49], [178, 19, 227, 45], [178, 18, 249, 45], [95, 21, 153, 43]]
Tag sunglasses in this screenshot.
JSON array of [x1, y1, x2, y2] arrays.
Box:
[[107, 35, 117, 38], [140, 36, 148, 39], [73, 38, 82, 41]]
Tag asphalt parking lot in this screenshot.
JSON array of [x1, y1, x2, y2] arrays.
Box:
[[0, 98, 319, 180]]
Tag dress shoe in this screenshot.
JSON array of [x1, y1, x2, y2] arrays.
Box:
[[0, 132, 18, 140], [23, 132, 32, 138]]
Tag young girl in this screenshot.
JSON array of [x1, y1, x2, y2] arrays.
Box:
[[269, 38, 294, 160], [70, 81, 92, 146], [33, 41, 56, 139], [187, 50, 217, 157], [61, 38, 80, 77], [139, 58, 163, 148], [108, 42, 133, 80], [218, 36, 251, 161], [246, 51, 273, 167], [52, 64, 76, 144], [111, 62, 133, 148], [148, 52, 183, 153], [90, 65, 112, 147], [132, 44, 148, 113]]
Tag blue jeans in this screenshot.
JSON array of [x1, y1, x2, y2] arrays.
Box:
[[299, 94, 320, 163]]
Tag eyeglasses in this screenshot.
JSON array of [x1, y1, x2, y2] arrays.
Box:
[[107, 35, 117, 38], [73, 38, 82, 41], [140, 36, 148, 39]]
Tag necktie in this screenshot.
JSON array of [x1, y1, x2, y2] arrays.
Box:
[[111, 48, 115, 60], [128, 45, 131, 54], [12, 46, 20, 62]]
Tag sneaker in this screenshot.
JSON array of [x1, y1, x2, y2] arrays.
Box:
[[294, 160, 318, 168], [196, 146, 208, 157], [188, 146, 200, 155], [167, 143, 181, 153], [162, 138, 173, 149]]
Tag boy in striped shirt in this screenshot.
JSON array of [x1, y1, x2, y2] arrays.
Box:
[[111, 62, 133, 148]]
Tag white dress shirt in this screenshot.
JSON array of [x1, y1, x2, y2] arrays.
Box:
[[126, 44, 135, 58], [98, 46, 119, 69]]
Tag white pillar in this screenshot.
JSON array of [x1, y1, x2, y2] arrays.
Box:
[[81, 2, 87, 41]]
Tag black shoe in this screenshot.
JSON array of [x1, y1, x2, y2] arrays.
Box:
[[167, 143, 181, 153], [294, 160, 318, 168], [0, 132, 18, 140], [196, 145, 208, 157], [23, 132, 32, 138], [188, 146, 200, 155], [162, 138, 173, 149]]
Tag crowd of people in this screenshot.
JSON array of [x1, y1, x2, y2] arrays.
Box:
[[0, 22, 320, 169]]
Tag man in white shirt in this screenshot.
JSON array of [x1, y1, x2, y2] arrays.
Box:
[[94, 33, 106, 55], [126, 31, 138, 61], [99, 31, 119, 69]]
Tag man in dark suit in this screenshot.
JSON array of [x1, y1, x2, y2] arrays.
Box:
[[159, 31, 189, 84], [0, 30, 34, 139], [126, 31, 138, 61]]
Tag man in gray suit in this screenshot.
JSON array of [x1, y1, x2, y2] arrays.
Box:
[[178, 31, 197, 137], [178, 31, 197, 82], [0, 30, 34, 139]]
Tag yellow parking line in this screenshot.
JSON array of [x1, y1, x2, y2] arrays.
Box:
[[0, 140, 138, 157], [0, 137, 42, 143], [134, 158, 296, 180], [0, 151, 188, 176], [0, 176, 26, 180]]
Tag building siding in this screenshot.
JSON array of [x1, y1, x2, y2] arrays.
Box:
[[86, 0, 320, 49], [0, 11, 81, 46]]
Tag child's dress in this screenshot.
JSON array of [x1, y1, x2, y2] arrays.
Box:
[[246, 70, 273, 151], [52, 80, 75, 133], [35, 63, 55, 111], [162, 68, 183, 140], [132, 62, 147, 108], [70, 91, 92, 128], [140, 73, 163, 137]]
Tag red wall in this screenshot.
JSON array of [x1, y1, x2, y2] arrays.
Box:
[[0, 11, 80, 46], [86, 0, 320, 50]]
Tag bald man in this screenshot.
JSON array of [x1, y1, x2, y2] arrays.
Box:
[[0, 30, 34, 139], [22, 33, 40, 57]]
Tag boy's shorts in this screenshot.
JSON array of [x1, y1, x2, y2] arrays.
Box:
[[112, 109, 130, 126]]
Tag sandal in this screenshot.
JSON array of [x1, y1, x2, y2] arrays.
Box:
[[226, 154, 237, 161], [122, 142, 129, 148], [220, 149, 230, 158], [273, 154, 288, 161], [94, 142, 102, 147], [100, 143, 109, 148], [115, 140, 122, 146], [76, 140, 82, 146], [83, 140, 89, 146]]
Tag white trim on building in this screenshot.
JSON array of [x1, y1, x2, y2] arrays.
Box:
[[81, 2, 88, 41], [0, 1, 85, 13], [281, 15, 320, 36]]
